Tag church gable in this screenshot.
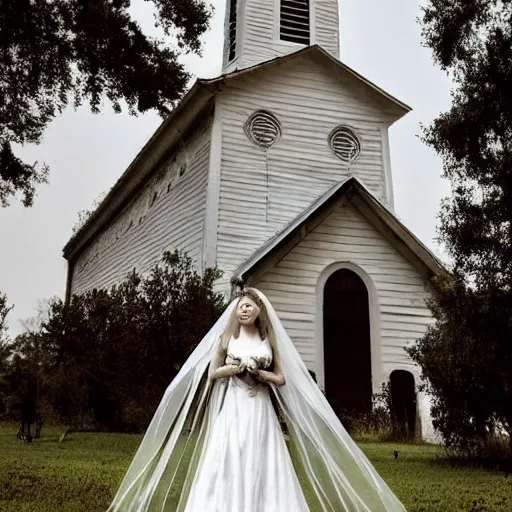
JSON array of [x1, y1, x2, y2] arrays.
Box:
[[249, 198, 434, 378], [247, 196, 438, 441], [213, 52, 407, 288], [240, 188, 439, 441]]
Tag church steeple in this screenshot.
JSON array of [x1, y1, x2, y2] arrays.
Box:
[[222, 0, 340, 73]]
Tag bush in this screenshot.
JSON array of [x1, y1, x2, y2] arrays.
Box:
[[339, 383, 398, 443], [444, 433, 512, 473], [406, 275, 512, 462], [0, 292, 14, 420], [2, 251, 226, 433]]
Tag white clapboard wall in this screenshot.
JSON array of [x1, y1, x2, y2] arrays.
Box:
[[214, 53, 396, 289], [71, 117, 213, 295], [223, 0, 340, 73], [252, 202, 433, 383], [251, 201, 437, 440]]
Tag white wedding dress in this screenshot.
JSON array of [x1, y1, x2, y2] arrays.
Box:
[[184, 332, 309, 512], [107, 289, 407, 512]]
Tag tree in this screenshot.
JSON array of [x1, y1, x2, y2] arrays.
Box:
[[0, 0, 212, 207], [407, 1, 512, 456], [0, 292, 13, 418], [0, 292, 12, 343], [0, 296, 48, 437], [4, 332, 46, 440], [39, 250, 225, 431], [0, 292, 13, 377]]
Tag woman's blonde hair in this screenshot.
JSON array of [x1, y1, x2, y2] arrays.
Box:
[[220, 289, 279, 363]]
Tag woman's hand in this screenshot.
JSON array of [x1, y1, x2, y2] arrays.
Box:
[[234, 362, 246, 374], [256, 369, 285, 386], [226, 356, 246, 375], [211, 357, 246, 380]]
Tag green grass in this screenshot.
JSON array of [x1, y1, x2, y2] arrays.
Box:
[[1, 422, 511, 511]]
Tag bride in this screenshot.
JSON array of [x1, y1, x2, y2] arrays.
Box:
[[107, 286, 406, 512]]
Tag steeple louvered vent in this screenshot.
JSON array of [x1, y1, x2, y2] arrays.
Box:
[[228, 0, 237, 62], [280, 0, 310, 45]]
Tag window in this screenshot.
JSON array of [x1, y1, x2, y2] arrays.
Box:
[[280, 0, 310, 45], [244, 110, 282, 149], [328, 126, 361, 163], [228, 0, 238, 62]]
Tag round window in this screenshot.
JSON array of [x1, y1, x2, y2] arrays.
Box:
[[244, 110, 282, 149], [328, 126, 361, 163]]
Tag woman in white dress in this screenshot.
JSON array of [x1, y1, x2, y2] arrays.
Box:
[[107, 286, 407, 512], [184, 293, 309, 512]]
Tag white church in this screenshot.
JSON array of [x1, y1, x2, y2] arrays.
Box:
[[63, 0, 444, 441]]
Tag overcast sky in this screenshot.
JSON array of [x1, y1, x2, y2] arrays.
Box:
[[0, 0, 453, 335]]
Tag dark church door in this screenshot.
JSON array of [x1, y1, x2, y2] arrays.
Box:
[[390, 370, 417, 440], [323, 269, 372, 418]]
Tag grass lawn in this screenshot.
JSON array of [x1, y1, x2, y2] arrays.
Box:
[[1, 422, 511, 512]]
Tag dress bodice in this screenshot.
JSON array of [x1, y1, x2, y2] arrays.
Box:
[[226, 332, 272, 370]]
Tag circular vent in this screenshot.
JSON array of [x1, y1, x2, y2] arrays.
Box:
[[328, 126, 361, 163], [244, 110, 282, 149]]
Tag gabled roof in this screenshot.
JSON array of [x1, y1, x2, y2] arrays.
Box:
[[232, 176, 446, 285], [205, 45, 411, 115], [63, 45, 411, 261]]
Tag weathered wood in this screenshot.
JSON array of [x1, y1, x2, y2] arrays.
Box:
[[223, 0, 339, 73], [251, 204, 432, 376], [71, 117, 213, 294], [215, 54, 400, 285]]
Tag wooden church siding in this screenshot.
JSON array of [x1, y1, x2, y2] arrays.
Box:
[[240, 0, 276, 66], [313, 0, 340, 57], [70, 117, 213, 295], [215, 56, 394, 289], [227, 0, 339, 72], [251, 202, 433, 380]]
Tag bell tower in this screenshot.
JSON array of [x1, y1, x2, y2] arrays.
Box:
[[222, 0, 340, 73]]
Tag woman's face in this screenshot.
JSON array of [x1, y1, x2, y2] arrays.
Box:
[[236, 297, 260, 326]]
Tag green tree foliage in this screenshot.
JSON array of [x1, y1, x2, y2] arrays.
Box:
[[0, 293, 21, 418], [407, 1, 512, 454], [1, 332, 45, 433], [0, 292, 14, 418], [0, 292, 12, 343], [0, 0, 212, 206], [10, 250, 226, 432]]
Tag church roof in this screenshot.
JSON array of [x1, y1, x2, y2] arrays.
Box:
[[204, 44, 411, 115], [232, 176, 446, 286], [63, 45, 411, 260]]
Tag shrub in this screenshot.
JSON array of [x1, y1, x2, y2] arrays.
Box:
[[3, 251, 226, 433]]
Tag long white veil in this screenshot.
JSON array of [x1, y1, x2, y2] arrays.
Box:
[[107, 288, 406, 512]]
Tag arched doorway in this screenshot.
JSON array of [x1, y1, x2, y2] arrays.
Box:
[[390, 370, 417, 440], [323, 268, 372, 417]]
